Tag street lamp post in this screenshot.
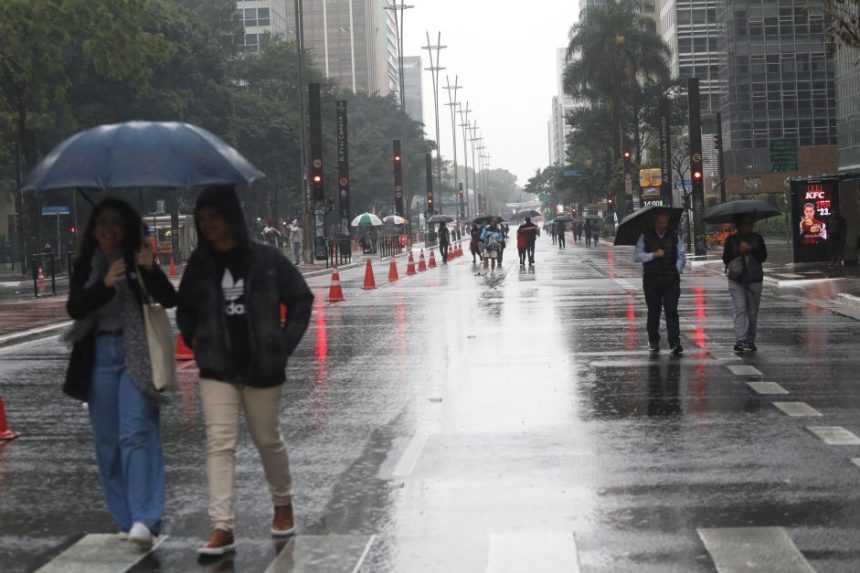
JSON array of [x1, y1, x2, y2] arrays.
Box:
[[458, 102, 472, 218], [384, 0, 413, 223], [443, 75, 462, 218], [294, 0, 312, 263], [421, 32, 446, 184], [468, 122, 483, 216]]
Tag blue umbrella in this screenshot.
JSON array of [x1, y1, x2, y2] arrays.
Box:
[[23, 121, 264, 192]]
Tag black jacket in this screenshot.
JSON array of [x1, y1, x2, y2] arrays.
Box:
[[177, 241, 313, 387], [643, 229, 680, 284], [722, 232, 767, 283], [64, 253, 177, 401]]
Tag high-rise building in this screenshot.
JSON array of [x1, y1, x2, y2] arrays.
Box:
[[550, 48, 578, 166], [234, 0, 291, 52], [718, 0, 837, 192], [402, 56, 424, 125], [836, 45, 860, 171], [235, 0, 398, 97]]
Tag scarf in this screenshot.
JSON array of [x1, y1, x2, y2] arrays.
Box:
[[64, 250, 167, 406]]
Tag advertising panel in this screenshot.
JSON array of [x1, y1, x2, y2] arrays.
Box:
[[791, 178, 839, 262]]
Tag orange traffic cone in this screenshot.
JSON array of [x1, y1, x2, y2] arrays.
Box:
[[406, 252, 417, 275], [362, 258, 377, 290], [0, 397, 20, 442], [175, 334, 194, 361], [328, 267, 345, 302], [388, 258, 400, 282], [428, 249, 437, 268], [36, 266, 46, 294], [418, 250, 427, 272], [169, 257, 177, 279]]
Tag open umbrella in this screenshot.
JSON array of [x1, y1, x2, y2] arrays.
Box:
[[23, 121, 264, 192], [351, 212, 383, 227], [428, 214, 454, 223], [614, 205, 683, 246], [473, 215, 506, 226], [703, 200, 781, 224], [383, 214, 408, 225], [510, 209, 541, 222]]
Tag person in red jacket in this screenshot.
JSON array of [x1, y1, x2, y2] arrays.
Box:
[[517, 227, 527, 267]]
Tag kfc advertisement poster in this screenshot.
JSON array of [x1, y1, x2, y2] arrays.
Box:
[[791, 178, 839, 262]]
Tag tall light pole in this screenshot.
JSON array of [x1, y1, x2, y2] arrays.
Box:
[[443, 75, 462, 217], [458, 102, 472, 218], [294, 0, 312, 263], [481, 152, 492, 212], [384, 0, 413, 218], [421, 32, 446, 184], [469, 123, 483, 216]]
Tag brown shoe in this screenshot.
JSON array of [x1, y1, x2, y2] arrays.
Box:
[[271, 504, 296, 536], [197, 529, 235, 556]]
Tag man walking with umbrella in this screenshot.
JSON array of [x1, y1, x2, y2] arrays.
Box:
[[634, 211, 687, 355], [520, 217, 539, 266]]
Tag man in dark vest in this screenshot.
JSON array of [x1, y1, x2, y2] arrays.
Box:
[[634, 211, 687, 354]]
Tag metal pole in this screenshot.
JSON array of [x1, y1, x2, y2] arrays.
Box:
[[716, 111, 726, 204], [422, 32, 446, 184], [459, 102, 472, 218], [322, 0, 330, 78], [348, 0, 356, 92], [295, 0, 312, 263], [443, 75, 461, 217]]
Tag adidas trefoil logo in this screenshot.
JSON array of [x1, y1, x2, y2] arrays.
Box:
[[222, 269, 246, 316]]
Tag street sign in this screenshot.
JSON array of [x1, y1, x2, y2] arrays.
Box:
[[41, 206, 70, 216], [770, 139, 798, 172]]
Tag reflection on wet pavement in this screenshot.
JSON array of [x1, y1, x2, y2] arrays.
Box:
[[2, 237, 860, 571]]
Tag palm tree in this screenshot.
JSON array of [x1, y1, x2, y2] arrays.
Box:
[[563, 0, 671, 167]]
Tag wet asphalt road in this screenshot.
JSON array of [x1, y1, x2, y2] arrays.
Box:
[[1, 235, 860, 572]]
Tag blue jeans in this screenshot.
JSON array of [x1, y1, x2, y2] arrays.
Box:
[[89, 335, 164, 534]]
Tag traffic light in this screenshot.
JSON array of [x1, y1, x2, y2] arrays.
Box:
[[607, 197, 614, 208], [68, 226, 76, 235], [692, 169, 703, 181], [308, 83, 324, 204], [622, 149, 631, 161], [393, 139, 404, 215]]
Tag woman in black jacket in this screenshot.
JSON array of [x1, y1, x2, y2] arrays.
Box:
[[177, 186, 314, 556], [65, 197, 177, 546], [722, 215, 767, 353]]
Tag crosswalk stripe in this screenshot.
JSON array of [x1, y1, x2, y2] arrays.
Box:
[[727, 364, 763, 377], [486, 532, 580, 573], [35, 533, 167, 573], [392, 433, 430, 478], [773, 402, 821, 416], [698, 527, 815, 573], [265, 534, 375, 573], [748, 382, 789, 395], [806, 426, 860, 445]]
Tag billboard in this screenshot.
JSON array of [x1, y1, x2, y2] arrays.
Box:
[[791, 178, 838, 262]]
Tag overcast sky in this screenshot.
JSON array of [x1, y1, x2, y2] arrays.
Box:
[[403, 0, 580, 188]]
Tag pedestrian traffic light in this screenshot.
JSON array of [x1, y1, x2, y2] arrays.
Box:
[[622, 150, 631, 161], [693, 169, 703, 180]]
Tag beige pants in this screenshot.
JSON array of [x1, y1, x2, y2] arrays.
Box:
[[199, 378, 293, 531]]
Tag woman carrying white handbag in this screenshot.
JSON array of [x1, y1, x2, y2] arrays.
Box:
[[65, 197, 177, 546]]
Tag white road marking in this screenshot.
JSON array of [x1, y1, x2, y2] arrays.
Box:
[[35, 533, 167, 573], [698, 527, 815, 573], [774, 273, 805, 279], [747, 382, 789, 395], [392, 433, 430, 478], [806, 426, 860, 445], [265, 534, 375, 573], [773, 402, 821, 417], [727, 364, 763, 377], [851, 458, 860, 467], [486, 532, 580, 573]]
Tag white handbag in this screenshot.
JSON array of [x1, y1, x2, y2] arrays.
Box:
[[136, 264, 177, 392]]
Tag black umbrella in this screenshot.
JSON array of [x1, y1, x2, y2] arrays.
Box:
[[614, 205, 683, 246], [703, 200, 781, 224], [511, 209, 541, 221], [428, 214, 454, 223], [473, 215, 506, 225], [23, 121, 264, 192]]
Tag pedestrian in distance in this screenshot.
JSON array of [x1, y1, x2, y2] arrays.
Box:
[[723, 215, 767, 353], [551, 222, 557, 245], [469, 223, 481, 264], [480, 218, 504, 276], [262, 219, 281, 248], [556, 220, 566, 249], [517, 226, 527, 267], [177, 186, 314, 557], [827, 208, 847, 267], [438, 222, 450, 263], [64, 197, 178, 547], [634, 211, 687, 355], [288, 219, 302, 266], [520, 216, 539, 266], [497, 224, 507, 266], [592, 220, 601, 247], [584, 219, 593, 248]]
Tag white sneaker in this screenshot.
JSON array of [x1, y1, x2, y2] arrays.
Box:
[[128, 522, 153, 547]]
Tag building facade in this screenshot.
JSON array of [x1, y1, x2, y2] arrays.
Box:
[[235, 0, 397, 97], [718, 0, 837, 192], [836, 45, 860, 171], [402, 56, 424, 125], [549, 48, 578, 166]]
